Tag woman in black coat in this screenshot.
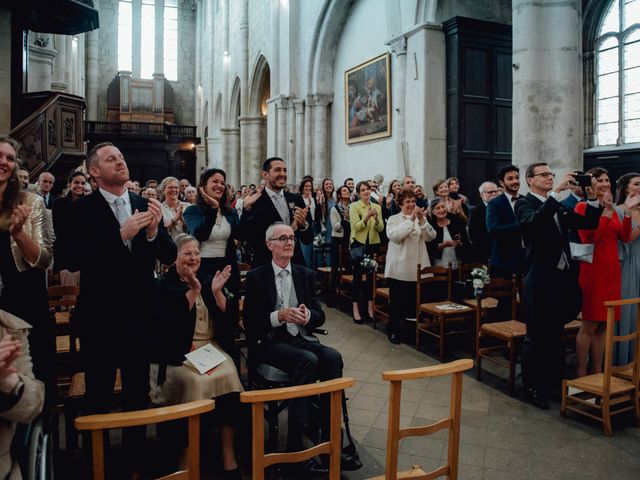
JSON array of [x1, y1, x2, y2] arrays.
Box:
[[427, 197, 469, 271]]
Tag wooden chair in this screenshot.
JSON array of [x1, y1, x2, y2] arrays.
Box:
[[369, 359, 473, 480], [561, 298, 640, 436], [372, 253, 390, 328], [75, 399, 214, 480], [240, 377, 354, 480], [473, 276, 526, 395], [337, 245, 359, 303], [416, 265, 474, 361]]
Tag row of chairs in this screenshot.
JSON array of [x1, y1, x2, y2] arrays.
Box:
[[75, 359, 474, 480]]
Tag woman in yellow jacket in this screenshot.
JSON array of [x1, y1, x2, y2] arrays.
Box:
[[349, 181, 384, 323]]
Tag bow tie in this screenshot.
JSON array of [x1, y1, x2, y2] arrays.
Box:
[[510, 196, 518, 203]]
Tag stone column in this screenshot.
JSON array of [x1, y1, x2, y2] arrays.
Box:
[[293, 99, 305, 184], [312, 93, 332, 182], [196, 144, 207, 179], [64, 36, 73, 88], [52, 34, 67, 91], [512, 0, 584, 175], [221, 127, 240, 189], [85, 24, 99, 120], [239, 115, 267, 184], [208, 135, 223, 168], [389, 36, 407, 176], [287, 98, 297, 182], [28, 42, 56, 92], [240, 0, 249, 114], [275, 95, 289, 160], [304, 97, 313, 176]]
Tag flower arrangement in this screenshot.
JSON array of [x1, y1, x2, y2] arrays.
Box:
[[288, 202, 297, 210], [361, 255, 378, 272], [470, 266, 490, 295], [313, 232, 326, 248]]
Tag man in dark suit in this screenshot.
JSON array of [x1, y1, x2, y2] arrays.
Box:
[[244, 223, 342, 476], [515, 163, 601, 409], [240, 157, 312, 267], [68, 142, 176, 468], [37, 172, 55, 209], [468, 181, 499, 263], [486, 166, 525, 276]]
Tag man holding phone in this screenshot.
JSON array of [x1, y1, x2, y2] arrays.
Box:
[[240, 157, 312, 266], [561, 171, 588, 244]]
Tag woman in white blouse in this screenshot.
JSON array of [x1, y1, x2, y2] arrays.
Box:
[[159, 176, 190, 239], [299, 178, 321, 267], [385, 189, 436, 344]]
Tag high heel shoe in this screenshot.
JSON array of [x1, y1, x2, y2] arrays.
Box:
[[352, 314, 364, 325]]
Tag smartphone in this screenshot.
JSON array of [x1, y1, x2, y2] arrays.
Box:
[[574, 174, 592, 187]]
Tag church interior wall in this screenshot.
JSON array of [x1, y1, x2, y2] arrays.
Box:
[[435, 0, 512, 25], [330, 0, 396, 185]]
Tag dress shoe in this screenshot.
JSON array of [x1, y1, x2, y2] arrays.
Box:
[[221, 468, 241, 480], [280, 458, 329, 478], [353, 315, 364, 325], [524, 386, 549, 410], [388, 333, 401, 345]]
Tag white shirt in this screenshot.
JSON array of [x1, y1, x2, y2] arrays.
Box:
[[99, 188, 157, 243], [269, 261, 311, 328]]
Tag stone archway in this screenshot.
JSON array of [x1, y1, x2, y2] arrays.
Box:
[[240, 55, 269, 184]]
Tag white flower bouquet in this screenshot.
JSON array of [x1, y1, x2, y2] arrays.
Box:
[[361, 255, 378, 272], [470, 266, 490, 295]]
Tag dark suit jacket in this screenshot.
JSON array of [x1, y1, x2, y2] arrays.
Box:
[[67, 190, 176, 355], [560, 193, 584, 244], [515, 193, 601, 323], [467, 203, 492, 263], [239, 190, 312, 267], [243, 263, 324, 356], [486, 193, 524, 273]]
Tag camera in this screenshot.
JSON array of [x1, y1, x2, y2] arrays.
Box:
[[573, 174, 592, 187]]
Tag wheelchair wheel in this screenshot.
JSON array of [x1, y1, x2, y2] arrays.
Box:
[[26, 421, 54, 480]]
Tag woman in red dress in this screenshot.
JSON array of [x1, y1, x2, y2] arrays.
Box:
[[575, 167, 640, 377]]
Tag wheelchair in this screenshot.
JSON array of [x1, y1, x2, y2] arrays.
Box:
[[12, 418, 55, 480]]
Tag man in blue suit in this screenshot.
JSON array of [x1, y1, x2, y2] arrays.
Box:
[[486, 166, 525, 277]]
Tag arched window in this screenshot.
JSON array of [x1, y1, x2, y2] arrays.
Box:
[[595, 0, 640, 145], [117, 0, 179, 81]]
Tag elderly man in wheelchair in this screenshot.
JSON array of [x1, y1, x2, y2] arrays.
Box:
[[243, 222, 353, 477]]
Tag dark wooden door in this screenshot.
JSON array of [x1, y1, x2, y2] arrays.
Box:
[[444, 17, 512, 204]]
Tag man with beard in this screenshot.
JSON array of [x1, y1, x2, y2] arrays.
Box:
[[486, 166, 525, 277], [240, 157, 312, 266]]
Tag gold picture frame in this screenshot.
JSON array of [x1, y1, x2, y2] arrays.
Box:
[[344, 53, 391, 144]]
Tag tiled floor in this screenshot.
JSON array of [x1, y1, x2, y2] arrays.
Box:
[[318, 304, 640, 480], [56, 303, 640, 479]]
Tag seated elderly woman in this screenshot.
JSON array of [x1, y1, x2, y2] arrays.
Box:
[[385, 189, 436, 344], [149, 234, 243, 480]]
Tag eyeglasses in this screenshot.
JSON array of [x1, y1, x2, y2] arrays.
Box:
[[269, 235, 296, 244], [532, 172, 555, 179]]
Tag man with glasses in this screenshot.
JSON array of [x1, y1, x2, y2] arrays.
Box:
[[468, 181, 499, 262], [244, 222, 342, 477], [515, 162, 601, 410]]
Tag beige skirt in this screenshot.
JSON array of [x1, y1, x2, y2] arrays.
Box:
[[149, 344, 243, 406]]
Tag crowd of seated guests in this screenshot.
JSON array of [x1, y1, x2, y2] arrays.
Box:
[[5, 130, 640, 475]]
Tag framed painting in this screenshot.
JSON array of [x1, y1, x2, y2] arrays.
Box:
[[344, 53, 391, 144]]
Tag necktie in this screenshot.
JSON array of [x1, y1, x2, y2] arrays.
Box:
[[114, 197, 132, 250], [278, 269, 298, 336], [273, 192, 291, 225]]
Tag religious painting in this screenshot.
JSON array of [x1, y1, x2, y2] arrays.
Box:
[[345, 53, 391, 144]]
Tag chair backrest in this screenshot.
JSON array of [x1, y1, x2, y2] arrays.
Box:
[[416, 264, 452, 313], [380, 359, 473, 480], [475, 275, 517, 321], [603, 298, 640, 394], [338, 244, 350, 278], [75, 399, 214, 480], [240, 377, 354, 480], [47, 285, 79, 310]]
